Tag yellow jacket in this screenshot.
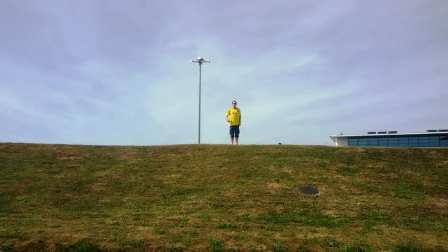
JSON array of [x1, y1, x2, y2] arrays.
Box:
[[226, 107, 241, 126]]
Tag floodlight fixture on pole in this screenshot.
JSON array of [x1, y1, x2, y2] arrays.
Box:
[[192, 57, 210, 144]]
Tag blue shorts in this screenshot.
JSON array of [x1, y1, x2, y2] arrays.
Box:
[[230, 125, 240, 138]]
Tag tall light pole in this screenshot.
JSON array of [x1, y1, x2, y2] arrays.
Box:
[[192, 57, 210, 144]]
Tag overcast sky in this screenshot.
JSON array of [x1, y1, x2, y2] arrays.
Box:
[[1, 0, 447, 145]]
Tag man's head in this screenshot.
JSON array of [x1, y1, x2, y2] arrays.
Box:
[[232, 99, 237, 108]]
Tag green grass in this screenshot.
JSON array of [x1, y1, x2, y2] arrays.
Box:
[[0, 143, 447, 251], [208, 239, 224, 252], [272, 240, 287, 252]]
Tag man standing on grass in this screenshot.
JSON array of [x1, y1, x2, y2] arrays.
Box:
[[225, 99, 241, 144]]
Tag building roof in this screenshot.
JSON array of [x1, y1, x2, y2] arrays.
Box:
[[330, 131, 448, 140]]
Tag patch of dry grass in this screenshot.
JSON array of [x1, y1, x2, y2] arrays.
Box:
[[0, 143, 447, 251]]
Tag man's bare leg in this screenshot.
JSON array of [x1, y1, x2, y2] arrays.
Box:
[[230, 137, 234, 144], [235, 137, 239, 145]]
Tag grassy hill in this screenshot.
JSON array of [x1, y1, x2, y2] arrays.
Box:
[[0, 143, 447, 251]]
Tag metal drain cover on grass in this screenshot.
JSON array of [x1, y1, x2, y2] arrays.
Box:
[[296, 185, 320, 196]]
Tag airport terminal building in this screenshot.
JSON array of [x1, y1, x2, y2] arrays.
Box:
[[330, 129, 448, 147]]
